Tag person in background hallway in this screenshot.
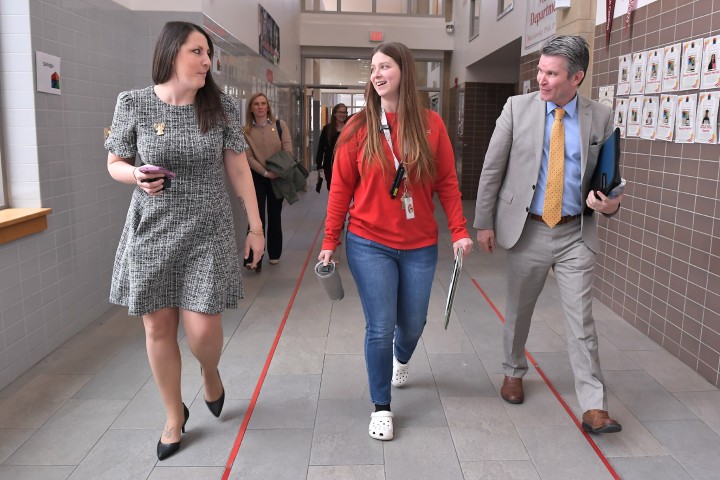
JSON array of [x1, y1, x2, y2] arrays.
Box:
[[474, 35, 624, 434], [105, 21, 264, 460], [319, 42, 473, 441], [315, 103, 348, 190], [243, 92, 292, 271]]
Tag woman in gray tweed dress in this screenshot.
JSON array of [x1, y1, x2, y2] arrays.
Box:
[[105, 21, 264, 460]]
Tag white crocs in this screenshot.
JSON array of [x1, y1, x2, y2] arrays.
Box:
[[369, 411, 394, 440], [391, 356, 409, 387]]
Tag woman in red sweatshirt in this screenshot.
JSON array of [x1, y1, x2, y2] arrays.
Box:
[[318, 42, 473, 441]]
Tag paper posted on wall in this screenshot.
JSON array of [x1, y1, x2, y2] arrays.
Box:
[[444, 248, 463, 330]]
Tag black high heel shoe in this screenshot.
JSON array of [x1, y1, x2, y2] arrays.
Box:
[[157, 403, 189, 461], [204, 369, 225, 418]]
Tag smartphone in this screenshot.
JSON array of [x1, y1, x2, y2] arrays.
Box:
[[138, 165, 176, 189]]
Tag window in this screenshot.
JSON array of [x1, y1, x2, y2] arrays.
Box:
[[342, 0, 372, 13], [304, 0, 443, 16], [498, 0, 513, 19], [470, 0, 480, 40], [305, 0, 338, 10]]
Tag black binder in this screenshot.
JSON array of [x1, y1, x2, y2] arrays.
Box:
[[590, 127, 622, 197]]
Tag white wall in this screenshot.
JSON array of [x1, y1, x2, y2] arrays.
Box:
[[299, 12, 453, 51], [111, 0, 201, 11], [0, 0, 39, 207], [203, 0, 301, 83], [450, 0, 526, 85], [110, 0, 302, 83]]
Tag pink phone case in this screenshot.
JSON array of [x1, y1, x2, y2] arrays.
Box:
[[138, 165, 176, 179]]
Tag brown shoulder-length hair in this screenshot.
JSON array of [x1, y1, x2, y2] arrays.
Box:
[[338, 42, 434, 183], [243, 92, 276, 134], [152, 21, 226, 134]]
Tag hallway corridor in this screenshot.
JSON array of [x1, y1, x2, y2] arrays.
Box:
[[1, 175, 719, 480]]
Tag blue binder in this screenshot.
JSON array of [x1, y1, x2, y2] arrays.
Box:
[[590, 127, 622, 196]]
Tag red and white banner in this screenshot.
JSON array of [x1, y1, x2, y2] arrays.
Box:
[[606, 0, 616, 48], [626, 0, 636, 32]]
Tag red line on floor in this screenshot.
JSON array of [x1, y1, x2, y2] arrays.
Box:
[[222, 219, 325, 480], [471, 278, 621, 480]]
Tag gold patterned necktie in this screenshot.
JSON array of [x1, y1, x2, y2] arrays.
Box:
[[542, 107, 566, 227]]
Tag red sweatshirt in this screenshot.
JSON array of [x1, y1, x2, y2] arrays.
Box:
[[322, 109, 469, 251]]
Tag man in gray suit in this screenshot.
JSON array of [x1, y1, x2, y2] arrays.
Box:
[[474, 36, 623, 434]]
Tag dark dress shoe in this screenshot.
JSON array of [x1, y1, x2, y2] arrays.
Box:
[[500, 376, 524, 404], [157, 403, 189, 460], [205, 370, 225, 418], [582, 409, 622, 434]]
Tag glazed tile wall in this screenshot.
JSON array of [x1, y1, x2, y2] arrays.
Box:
[[0, 0, 302, 392], [0, 0, 196, 391], [590, 0, 720, 387]]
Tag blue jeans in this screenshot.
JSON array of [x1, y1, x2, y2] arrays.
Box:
[[346, 231, 438, 406]]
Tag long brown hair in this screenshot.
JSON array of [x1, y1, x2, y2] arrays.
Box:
[[327, 103, 347, 141], [338, 42, 435, 183], [152, 21, 226, 134], [243, 92, 276, 134]]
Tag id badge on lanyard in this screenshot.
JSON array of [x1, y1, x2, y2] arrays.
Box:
[[381, 108, 414, 220]]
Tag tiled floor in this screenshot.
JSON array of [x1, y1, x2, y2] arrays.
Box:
[[1, 175, 719, 480]]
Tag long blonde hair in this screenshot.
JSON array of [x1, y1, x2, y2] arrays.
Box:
[[243, 92, 275, 135], [338, 42, 435, 183]]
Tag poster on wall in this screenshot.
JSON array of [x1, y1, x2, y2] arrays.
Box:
[[258, 5, 280, 66], [35, 51, 61, 95], [640, 96, 659, 140], [617, 55, 631, 95], [626, 95, 644, 137], [614, 98, 629, 137], [695, 91, 719, 144], [599, 85, 614, 109], [662, 43, 681, 92], [701, 36, 720, 89], [645, 48, 663, 94], [630, 52, 647, 94], [657, 94, 678, 141], [680, 39, 702, 90], [675, 93, 697, 143]]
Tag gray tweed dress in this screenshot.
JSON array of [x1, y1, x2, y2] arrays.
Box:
[[105, 86, 247, 316]]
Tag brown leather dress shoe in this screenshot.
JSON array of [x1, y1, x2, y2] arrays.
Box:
[[581, 409, 622, 434], [500, 376, 524, 404]]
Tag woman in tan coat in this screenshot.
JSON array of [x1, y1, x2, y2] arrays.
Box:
[[243, 92, 293, 271]]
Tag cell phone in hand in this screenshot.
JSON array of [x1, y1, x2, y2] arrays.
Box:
[[138, 165, 176, 189]]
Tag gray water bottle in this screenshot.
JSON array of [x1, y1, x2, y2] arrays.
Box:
[[315, 261, 344, 301]]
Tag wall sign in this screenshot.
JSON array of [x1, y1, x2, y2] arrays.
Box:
[[35, 51, 61, 95], [523, 0, 555, 54]]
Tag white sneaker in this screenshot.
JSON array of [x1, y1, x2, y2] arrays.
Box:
[[391, 356, 409, 387], [369, 411, 394, 440]]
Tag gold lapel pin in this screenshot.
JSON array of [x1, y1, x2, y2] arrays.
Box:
[[154, 122, 166, 136]]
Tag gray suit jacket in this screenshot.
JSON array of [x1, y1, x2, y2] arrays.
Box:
[[473, 91, 614, 253]]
